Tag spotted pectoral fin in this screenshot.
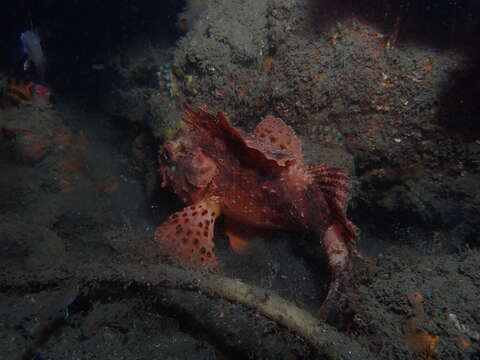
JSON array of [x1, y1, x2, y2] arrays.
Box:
[[155, 199, 221, 267]]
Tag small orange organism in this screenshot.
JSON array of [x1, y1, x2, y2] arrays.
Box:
[[403, 292, 440, 359]]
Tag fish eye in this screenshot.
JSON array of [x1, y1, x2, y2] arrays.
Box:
[[162, 150, 170, 161]]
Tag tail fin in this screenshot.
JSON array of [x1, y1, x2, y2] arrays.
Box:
[[310, 164, 358, 249]]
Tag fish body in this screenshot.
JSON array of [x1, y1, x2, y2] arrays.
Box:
[[156, 104, 358, 317], [20, 30, 47, 80]]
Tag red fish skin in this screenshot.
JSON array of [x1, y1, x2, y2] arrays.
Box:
[[163, 129, 299, 230], [157, 104, 358, 318]]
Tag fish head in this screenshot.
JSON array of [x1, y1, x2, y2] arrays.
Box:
[[159, 135, 218, 204]]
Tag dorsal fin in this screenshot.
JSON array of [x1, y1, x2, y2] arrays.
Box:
[[182, 104, 284, 173], [183, 104, 245, 146], [252, 115, 303, 159]]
